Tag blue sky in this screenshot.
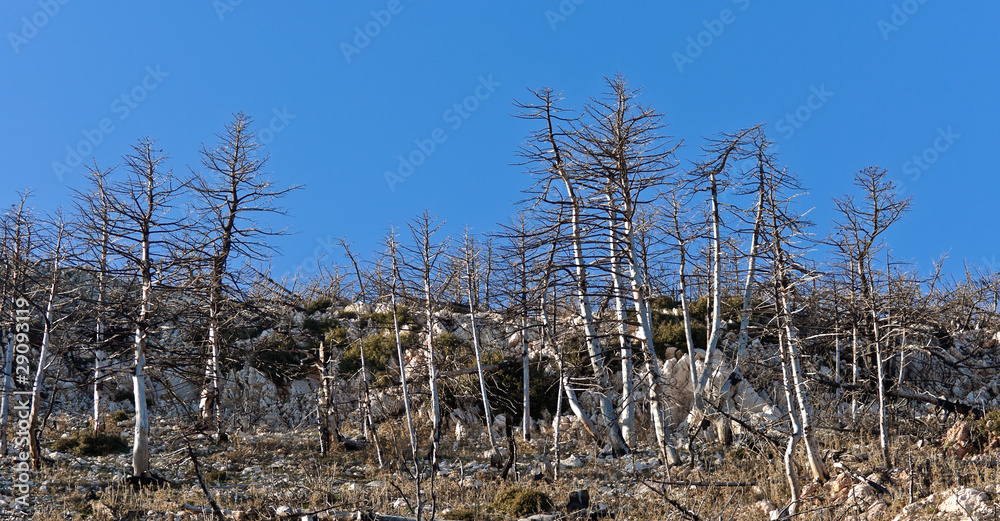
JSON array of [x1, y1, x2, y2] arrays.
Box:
[[2, 2, 997, 280]]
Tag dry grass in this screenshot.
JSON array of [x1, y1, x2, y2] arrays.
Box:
[[18, 410, 1000, 521]]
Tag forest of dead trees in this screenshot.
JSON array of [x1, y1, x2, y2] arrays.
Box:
[[2, 76, 1000, 518]]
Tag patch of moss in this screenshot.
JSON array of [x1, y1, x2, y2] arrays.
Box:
[[305, 298, 333, 315], [203, 470, 228, 483], [340, 332, 413, 375], [492, 487, 553, 517], [449, 507, 492, 521], [52, 430, 130, 457]]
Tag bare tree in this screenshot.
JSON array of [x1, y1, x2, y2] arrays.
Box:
[[107, 138, 192, 479], [459, 230, 500, 453], [0, 192, 32, 456], [573, 76, 680, 462], [832, 166, 911, 467], [402, 211, 450, 469], [514, 87, 630, 456], [192, 113, 297, 443], [26, 213, 67, 470]]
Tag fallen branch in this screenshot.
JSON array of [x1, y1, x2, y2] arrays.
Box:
[[649, 480, 757, 488], [813, 376, 981, 419]]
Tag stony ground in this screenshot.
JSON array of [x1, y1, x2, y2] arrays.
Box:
[[5, 411, 1000, 521]]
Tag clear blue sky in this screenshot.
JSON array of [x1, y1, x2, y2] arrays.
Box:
[[2, 2, 997, 280]]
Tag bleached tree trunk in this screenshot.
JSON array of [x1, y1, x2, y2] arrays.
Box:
[[696, 167, 724, 402], [851, 325, 860, 421], [28, 217, 63, 470], [777, 326, 803, 515], [133, 229, 152, 477], [317, 340, 334, 455], [521, 307, 530, 441], [620, 212, 677, 463], [0, 332, 12, 455], [388, 233, 422, 519], [871, 302, 890, 466], [406, 212, 445, 470], [540, 291, 602, 445], [1, 195, 29, 456], [462, 233, 498, 455], [562, 176, 629, 456], [778, 273, 829, 482], [606, 205, 635, 445], [737, 159, 766, 355]]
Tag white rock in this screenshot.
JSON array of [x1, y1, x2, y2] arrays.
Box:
[[560, 455, 584, 468], [938, 487, 991, 519], [275, 505, 298, 517]]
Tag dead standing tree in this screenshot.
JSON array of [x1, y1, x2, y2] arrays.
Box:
[[514, 87, 630, 457], [573, 76, 680, 463], [402, 211, 450, 470], [192, 112, 298, 443], [832, 166, 910, 467], [107, 138, 193, 480]]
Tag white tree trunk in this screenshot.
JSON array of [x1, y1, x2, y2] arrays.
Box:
[[540, 292, 603, 446], [133, 235, 152, 477], [0, 332, 13, 455], [777, 328, 802, 515], [737, 177, 765, 354], [28, 225, 62, 469], [779, 281, 829, 482], [467, 299, 498, 454], [560, 178, 629, 456], [606, 209, 634, 446]]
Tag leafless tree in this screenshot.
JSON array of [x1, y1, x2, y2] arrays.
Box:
[[192, 112, 298, 443]]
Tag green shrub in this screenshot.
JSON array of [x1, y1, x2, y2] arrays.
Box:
[[492, 487, 552, 517], [52, 430, 130, 456], [303, 316, 343, 340], [433, 331, 470, 361], [108, 410, 130, 423], [472, 354, 559, 424], [203, 470, 228, 483], [340, 332, 414, 376], [305, 298, 333, 315], [359, 306, 422, 331]]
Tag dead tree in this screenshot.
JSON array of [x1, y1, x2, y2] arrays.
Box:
[[107, 138, 193, 479], [192, 112, 298, 443], [832, 166, 910, 467]]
